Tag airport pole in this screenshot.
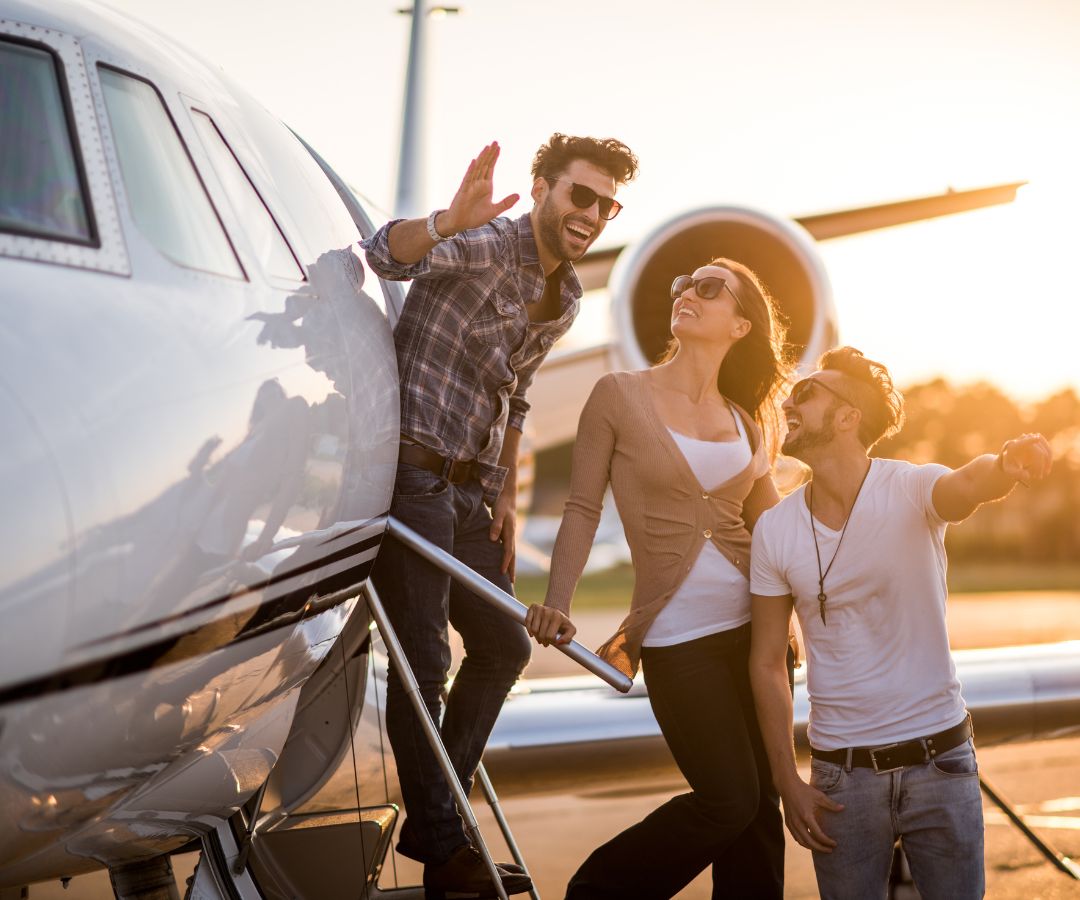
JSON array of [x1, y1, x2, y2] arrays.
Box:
[[387, 517, 634, 693], [361, 582, 510, 900]]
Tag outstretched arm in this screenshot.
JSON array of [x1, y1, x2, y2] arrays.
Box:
[[932, 432, 1052, 522], [750, 593, 843, 853], [386, 142, 520, 265]]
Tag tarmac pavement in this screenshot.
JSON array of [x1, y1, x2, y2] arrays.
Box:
[[28, 590, 1080, 899]]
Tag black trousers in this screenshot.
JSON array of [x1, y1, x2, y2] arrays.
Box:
[[565, 624, 787, 900]]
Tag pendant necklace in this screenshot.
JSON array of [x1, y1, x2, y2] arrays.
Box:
[[808, 461, 872, 626]]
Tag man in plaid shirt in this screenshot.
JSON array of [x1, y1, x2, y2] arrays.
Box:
[[363, 134, 637, 898]]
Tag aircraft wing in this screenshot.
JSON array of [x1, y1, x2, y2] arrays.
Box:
[[574, 182, 1027, 291], [485, 640, 1080, 798]]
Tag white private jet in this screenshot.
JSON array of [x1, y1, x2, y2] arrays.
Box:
[[1, 2, 1077, 898]]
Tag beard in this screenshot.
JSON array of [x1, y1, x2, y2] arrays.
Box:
[[536, 195, 589, 262], [782, 416, 837, 460]]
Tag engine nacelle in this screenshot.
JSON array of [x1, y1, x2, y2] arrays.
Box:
[[608, 206, 838, 370]]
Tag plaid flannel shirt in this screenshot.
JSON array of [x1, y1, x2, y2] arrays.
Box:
[[361, 213, 581, 502]]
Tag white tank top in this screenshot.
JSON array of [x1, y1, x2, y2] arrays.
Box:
[[643, 413, 754, 647]]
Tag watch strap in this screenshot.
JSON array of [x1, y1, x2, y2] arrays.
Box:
[[426, 209, 450, 242]]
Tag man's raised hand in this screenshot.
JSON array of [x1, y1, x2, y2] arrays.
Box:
[[440, 142, 520, 235]]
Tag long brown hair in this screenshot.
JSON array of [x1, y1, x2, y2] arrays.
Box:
[[659, 257, 794, 458]]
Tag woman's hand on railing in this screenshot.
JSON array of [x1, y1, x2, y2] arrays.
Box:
[[524, 604, 577, 648]]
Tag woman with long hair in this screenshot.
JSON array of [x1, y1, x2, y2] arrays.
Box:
[[525, 258, 793, 899]]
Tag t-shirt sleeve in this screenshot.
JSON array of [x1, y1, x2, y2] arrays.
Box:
[[899, 461, 953, 525], [750, 508, 790, 597]]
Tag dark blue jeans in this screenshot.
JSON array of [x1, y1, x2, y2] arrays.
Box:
[[566, 624, 787, 900], [373, 463, 531, 866]]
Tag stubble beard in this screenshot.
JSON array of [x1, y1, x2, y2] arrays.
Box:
[[537, 195, 586, 263], [782, 418, 836, 461]]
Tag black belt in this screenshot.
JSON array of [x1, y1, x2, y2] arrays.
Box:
[[398, 441, 478, 485], [810, 716, 972, 772]]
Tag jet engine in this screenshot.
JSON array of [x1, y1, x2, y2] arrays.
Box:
[[526, 206, 839, 513], [609, 206, 838, 370]]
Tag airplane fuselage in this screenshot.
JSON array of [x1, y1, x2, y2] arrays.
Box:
[[0, 0, 400, 884]]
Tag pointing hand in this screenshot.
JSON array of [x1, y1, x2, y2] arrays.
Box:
[[999, 433, 1053, 486]]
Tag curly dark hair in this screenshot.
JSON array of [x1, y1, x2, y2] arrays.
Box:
[[819, 346, 905, 448], [531, 133, 639, 186]]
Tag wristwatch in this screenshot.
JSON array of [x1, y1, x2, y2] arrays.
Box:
[[426, 209, 450, 243]]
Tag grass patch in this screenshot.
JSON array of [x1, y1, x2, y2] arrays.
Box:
[[514, 565, 635, 611], [514, 563, 1080, 611]]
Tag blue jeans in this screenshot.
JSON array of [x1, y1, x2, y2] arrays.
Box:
[[372, 463, 531, 865], [809, 736, 985, 900]]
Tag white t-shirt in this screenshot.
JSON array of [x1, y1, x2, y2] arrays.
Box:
[[750, 458, 967, 750], [643, 419, 752, 646]]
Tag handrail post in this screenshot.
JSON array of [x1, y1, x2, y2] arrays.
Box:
[[361, 581, 509, 900], [475, 759, 541, 900]]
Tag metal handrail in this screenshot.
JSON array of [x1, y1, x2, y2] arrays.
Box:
[[387, 517, 633, 694], [363, 582, 509, 900]]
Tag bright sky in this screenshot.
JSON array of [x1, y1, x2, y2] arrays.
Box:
[[103, 0, 1080, 400]]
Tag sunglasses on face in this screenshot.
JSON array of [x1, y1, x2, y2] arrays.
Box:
[[544, 177, 623, 220], [670, 275, 746, 315], [790, 377, 858, 408]]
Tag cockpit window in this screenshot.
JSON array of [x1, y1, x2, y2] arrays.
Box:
[[98, 66, 243, 279], [0, 40, 93, 243], [190, 110, 305, 282]]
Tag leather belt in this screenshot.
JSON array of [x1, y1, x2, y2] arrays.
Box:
[[810, 716, 972, 773], [398, 441, 478, 485]]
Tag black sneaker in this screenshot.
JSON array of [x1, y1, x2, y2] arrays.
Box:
[[423, 844, 532, 899]]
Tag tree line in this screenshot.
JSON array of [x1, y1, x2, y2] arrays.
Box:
[[875, 380, 1080, 563]]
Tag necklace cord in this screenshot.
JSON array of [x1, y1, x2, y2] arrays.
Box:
[[808, 461, 873, 624]]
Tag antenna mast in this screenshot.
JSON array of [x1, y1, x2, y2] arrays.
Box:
[[395, 2, 459, 219]]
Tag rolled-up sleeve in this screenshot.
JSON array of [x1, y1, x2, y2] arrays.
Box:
[[360, 219, 507, 282]]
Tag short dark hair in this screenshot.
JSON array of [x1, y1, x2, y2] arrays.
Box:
[[819, 346, 905, 448], [531, 133, 639, 186]]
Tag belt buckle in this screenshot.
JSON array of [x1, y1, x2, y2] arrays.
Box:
[[444, 457, 471, 485], [868, 742, 904, 774]]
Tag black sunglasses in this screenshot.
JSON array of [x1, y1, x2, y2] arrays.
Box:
[[670, 274, 746, 315], [790, 377, 858, 408], [544, 177, 622, 220]]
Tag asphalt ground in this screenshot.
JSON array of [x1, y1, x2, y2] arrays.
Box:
[[28, 590, 1080, 899]]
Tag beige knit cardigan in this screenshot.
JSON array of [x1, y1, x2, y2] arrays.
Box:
[[543, 370, 771, 678]]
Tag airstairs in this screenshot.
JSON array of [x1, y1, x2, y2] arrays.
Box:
[[180, 517, 632, 900]]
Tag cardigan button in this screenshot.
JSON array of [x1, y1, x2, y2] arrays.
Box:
[[703, 529, 713, 539]]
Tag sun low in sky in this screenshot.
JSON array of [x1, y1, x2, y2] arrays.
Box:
[[102, 0, 1080, 400]]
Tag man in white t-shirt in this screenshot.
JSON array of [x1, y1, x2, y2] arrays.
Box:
[[748, 346, 1052, 900]]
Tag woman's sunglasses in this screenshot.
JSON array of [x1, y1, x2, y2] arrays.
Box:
[[544, 177, 623, 220], [670, 275, 746, 315]]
